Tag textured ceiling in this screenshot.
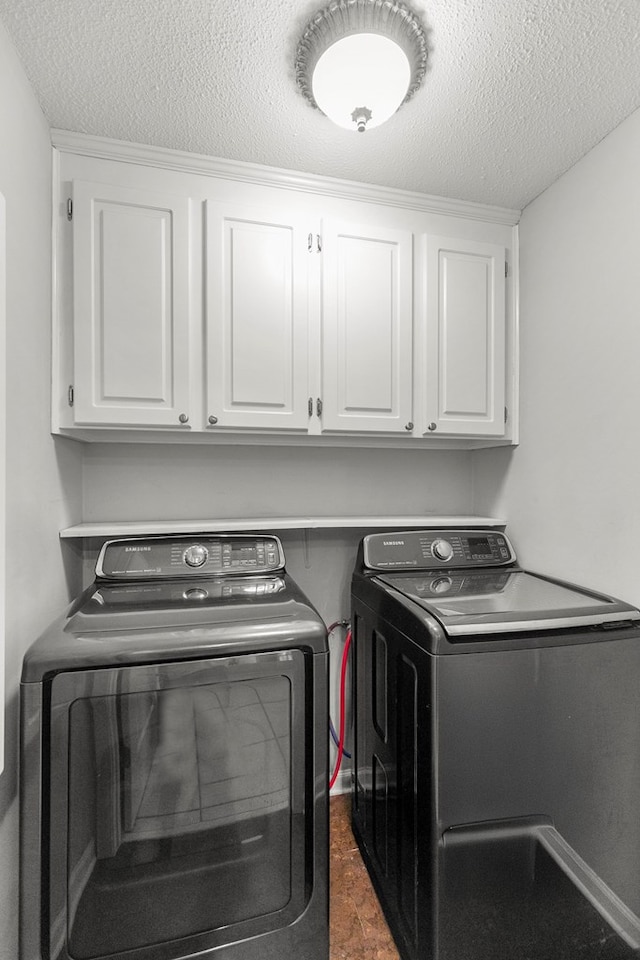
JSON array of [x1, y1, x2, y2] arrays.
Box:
[[1, 0, 640, 209]]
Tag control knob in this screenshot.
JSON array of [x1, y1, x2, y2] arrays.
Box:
[[430, 576, 453, 594], [183, 544, 208, 568], [431, 538, 454, 563], [184, 587, 209, 600]]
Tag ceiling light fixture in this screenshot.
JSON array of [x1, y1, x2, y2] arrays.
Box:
[[295, 0, 428, 134]]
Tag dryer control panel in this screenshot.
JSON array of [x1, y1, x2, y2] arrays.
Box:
[[362, 529, 515, 571], [96, 534, 286, 580]]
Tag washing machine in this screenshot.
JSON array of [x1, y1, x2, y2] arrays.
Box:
[[351, 527, 640, 960], [20, 533, 328, 960]]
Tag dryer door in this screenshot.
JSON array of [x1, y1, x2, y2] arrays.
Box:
[[46, 650, 308, 960]]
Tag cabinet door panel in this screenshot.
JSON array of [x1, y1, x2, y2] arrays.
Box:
[[426, 236, 506, 437], [206, 203, 309, 430], [72, 181, 191, 427], [322, 220, 413, 433]]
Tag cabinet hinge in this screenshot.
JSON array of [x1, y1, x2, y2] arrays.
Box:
[[316, 397, 323, 417], [68, 385, 74, 407], [308, 397, 313, 417], [66, 198, 73, 222]]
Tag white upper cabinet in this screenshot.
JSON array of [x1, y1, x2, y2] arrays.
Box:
[[205, 202, 310, 431], [71, 181, 191, 427], [53, 142, 518, 446], [424, 235, 506, 437], [320, 220, 413, 434]]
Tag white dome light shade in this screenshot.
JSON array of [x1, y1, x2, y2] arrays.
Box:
[[312, 34, 411, 132], [295, 0, 428, 135]]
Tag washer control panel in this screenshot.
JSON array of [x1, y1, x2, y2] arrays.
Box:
[[96, 534, 286, 580], [362, 529, 514, 571]]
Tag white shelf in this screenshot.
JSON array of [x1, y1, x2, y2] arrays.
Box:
[[60, 515, 505, 539]]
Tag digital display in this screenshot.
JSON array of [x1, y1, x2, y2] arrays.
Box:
[[467, 537, 491, 558]]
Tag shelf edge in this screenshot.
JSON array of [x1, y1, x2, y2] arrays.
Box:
[[60, 515, 506, 538]]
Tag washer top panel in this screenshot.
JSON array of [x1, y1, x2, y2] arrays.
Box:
[[354, 529, 640, 646]]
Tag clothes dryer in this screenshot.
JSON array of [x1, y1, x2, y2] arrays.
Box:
[[20, 534, 328, 960]]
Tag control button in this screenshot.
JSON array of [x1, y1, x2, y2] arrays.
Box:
[[431, 539, 454, 563], [183, 544, 209, 568], [183, 587, 208, 601]]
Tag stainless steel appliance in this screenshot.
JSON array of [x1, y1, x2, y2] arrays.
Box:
[[20, 534, 328, 960], [351, 527, 640, 960]]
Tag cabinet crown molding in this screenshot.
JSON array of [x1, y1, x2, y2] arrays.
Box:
[[51, 129, 521, 227]]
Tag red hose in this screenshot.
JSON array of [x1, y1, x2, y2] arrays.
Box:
[[329, 627, 352, 789]]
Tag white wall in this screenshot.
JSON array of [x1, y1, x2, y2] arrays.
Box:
[[81, 439, 475, 615], [474, 106, 640, 607], [0, 20, 83, 960], [82, 442, 473, 524]]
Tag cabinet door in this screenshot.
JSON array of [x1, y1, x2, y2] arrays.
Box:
[[205, 203, 310, 431], [320, 219, 413, 434], [72, 181, 191, 427], [425, 235, 506, 437]]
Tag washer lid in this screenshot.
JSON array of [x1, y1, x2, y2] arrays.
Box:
[[375, 569, 640, 636]]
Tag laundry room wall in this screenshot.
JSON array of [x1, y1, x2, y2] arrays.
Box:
[[473, 105, 640, 608], [81, 443, 476, 619], [0, 20, 84, 960]]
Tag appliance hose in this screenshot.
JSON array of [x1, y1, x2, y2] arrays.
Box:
[[327, 620, 351, 760], [329, 626, 352, 789], [329, 716, 351, 758]]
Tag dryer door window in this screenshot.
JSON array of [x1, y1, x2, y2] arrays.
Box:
[[48, 651, 307, 960]]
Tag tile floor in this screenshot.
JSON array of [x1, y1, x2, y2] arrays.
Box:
[[330, 794, 400, 960]]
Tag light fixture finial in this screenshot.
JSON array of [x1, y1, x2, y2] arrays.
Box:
[[351, 106, 373, 133]]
